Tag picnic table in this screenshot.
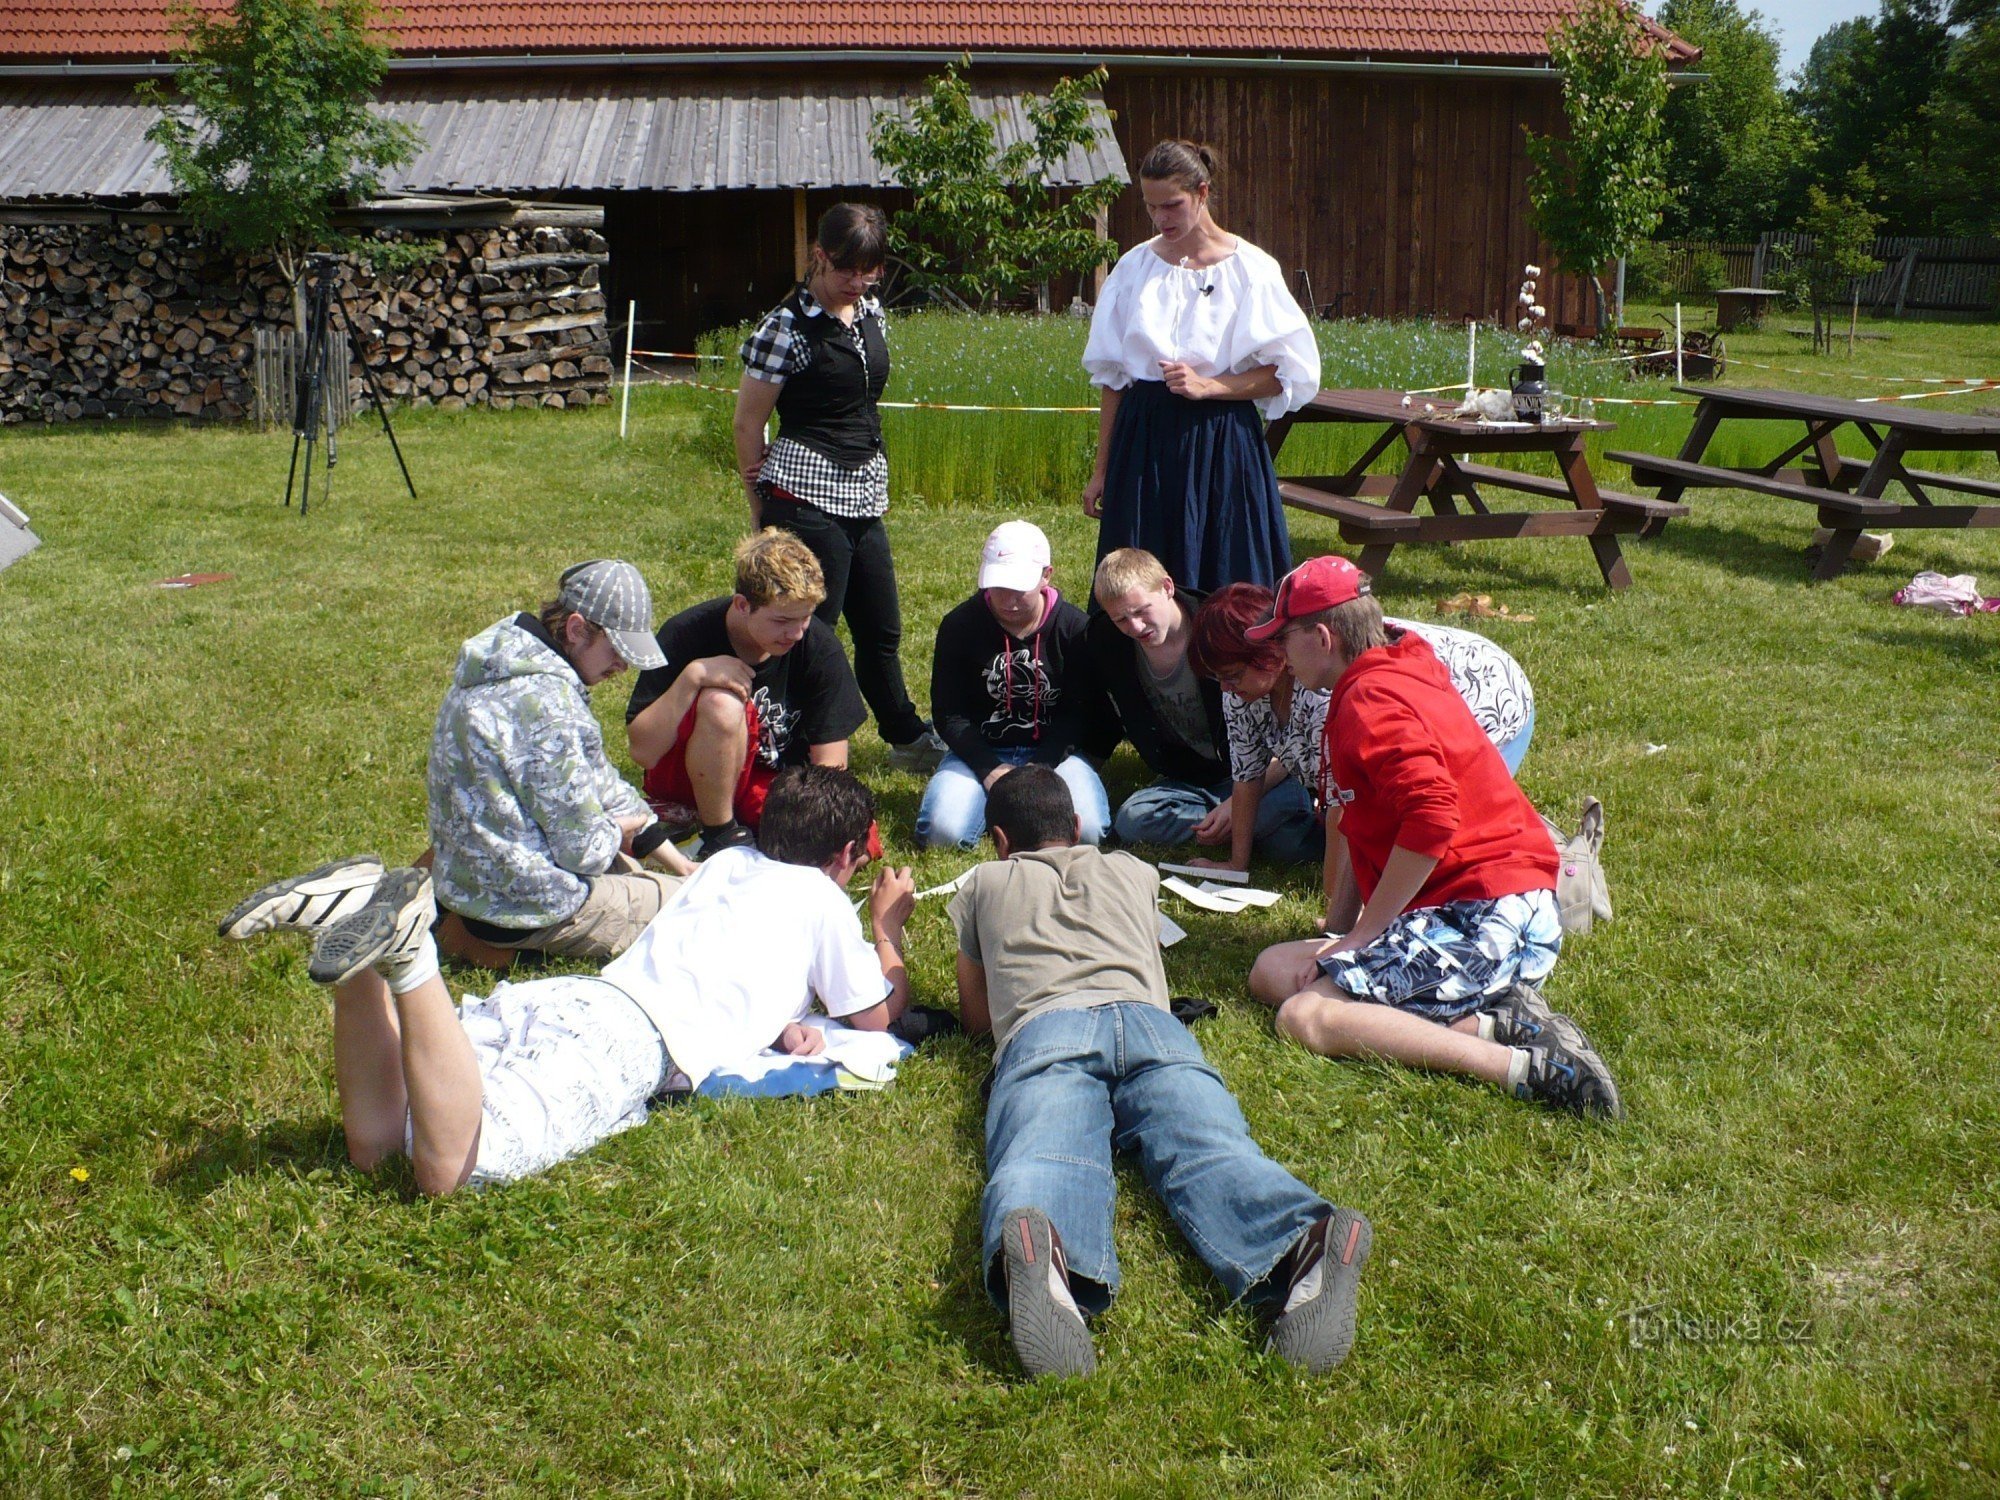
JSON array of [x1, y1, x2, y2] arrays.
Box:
[[1609, 386, 2000, 581], [1263, 387, 1687, 589]]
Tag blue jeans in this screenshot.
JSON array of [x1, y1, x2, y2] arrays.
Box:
[[1112, 776, 1324, 864], [916, 749, 1109, 849], [981, 1003, 1331, 1313]]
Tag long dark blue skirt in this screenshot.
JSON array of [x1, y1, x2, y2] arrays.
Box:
[[1095, 379, 1292, 593]]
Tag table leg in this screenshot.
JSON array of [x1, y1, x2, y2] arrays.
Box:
[[1355, 542, 1398, 580], [1658, 403, 1723, 504], [1812, 526, 1861, 582], [1264, 414, 1295, 462], [1589, 534, 1635, 590], [1854, 430, 1911, 503]]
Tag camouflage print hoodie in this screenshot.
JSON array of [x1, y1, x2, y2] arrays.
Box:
[[426, 613, 652, 929]]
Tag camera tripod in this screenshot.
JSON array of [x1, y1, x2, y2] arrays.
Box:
[[283, 254, 417, 514]]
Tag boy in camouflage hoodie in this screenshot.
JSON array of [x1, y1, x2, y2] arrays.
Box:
[[428, 560, 690, 962]]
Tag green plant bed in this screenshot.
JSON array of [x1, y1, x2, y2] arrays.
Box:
[[1, 365, 1997, 1496]]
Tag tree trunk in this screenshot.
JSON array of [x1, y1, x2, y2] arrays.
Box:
[[1589, 276, 1610, 342]]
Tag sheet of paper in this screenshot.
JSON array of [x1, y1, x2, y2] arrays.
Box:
[[916, 869, 974, 900], [1158, 861, 1248, 885], [1200, 881, 1282, 907], [1157, 910, 1187, 947], [1162, 875, 1260, 913]]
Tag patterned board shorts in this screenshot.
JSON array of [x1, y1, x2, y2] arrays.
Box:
[[405, 975, 669, 1187], [1316, 888, 1562, 1024]]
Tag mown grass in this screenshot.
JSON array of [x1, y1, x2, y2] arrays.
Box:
[[3, 316, 1999, 1496]]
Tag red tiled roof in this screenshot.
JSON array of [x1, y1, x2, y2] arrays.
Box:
[[1, 0, 1699, 65]]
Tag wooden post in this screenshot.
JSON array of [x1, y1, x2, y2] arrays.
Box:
[[1751, 232, 1769, 289], [1675, 303, 1684, 385], [1893, 249, 1920, 319], [792, 189, 809, 283], [1848, 286, 1859, 357], [619, 299, 637, 440], [1092, 204, 1110, 300]]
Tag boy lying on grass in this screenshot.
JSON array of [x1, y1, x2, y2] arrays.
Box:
[[949, 764, 1372, 1378], [220, 767, 914, 1196], [1243, 557, 1621, 1118]]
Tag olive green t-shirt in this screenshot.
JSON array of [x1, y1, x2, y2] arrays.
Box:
[[948, 845, 1171, 1055]]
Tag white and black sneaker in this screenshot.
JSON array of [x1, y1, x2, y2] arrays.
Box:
[[1514, 1037, 1624, 1119], [1266, 1208, 1373, 1374], [1001, 1208, 1096, 1378], [885, 725, 948, 775], [218, 855, 384, 941], [307, 867, 435, 986]]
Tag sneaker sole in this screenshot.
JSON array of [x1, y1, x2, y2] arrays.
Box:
[[1267, 1209, 1373, 1374], [218, 855, 384, 940], [1002, 1209, 1097, 1378], [307, 868, 430, 986]]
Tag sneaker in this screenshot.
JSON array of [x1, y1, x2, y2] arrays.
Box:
[[1000, 1208, 1096, 1378], [307, 867, 435, 986], [218, 855, 384, 941], [1484, 982, 1564, 1048], [1265, 1208, 1372, 1374], [695, 823, 757, 861], [885, 725, 948, 774], [1514, 1037, 1623, 1119]]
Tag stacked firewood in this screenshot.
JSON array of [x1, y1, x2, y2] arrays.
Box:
[[0, 214, 611, 424]]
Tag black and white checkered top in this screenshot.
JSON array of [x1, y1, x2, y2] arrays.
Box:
[[740, 286, 890, 519]]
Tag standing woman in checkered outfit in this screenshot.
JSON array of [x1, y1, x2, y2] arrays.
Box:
[[731, 204, 947, 774]]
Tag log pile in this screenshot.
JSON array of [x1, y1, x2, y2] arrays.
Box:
[[0, 210, 611, 424]]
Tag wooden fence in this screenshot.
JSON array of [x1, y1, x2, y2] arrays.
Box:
[[250, 326, 354, 430], [1652, 235, 2000, 314]]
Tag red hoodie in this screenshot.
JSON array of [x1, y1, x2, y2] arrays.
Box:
[[1322, 631, 1555, 909]]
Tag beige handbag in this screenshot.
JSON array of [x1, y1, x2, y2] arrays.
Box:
[[1542, 796, 1611, 935]]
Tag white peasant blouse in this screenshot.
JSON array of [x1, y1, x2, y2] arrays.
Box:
[[1082, 238, 1321, 420]]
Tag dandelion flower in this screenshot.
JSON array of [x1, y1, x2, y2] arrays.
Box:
[[70, 1166, 89, 1183]]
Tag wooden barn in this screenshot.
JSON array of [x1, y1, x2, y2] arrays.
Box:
[[0, 1, 1696, 350]]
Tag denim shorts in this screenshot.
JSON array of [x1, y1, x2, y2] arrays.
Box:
[[1316, 888, 1561, 1023]]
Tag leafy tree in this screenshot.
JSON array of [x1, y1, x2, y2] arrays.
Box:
[[1907, 0, 2000, 235], [1656, 0, 1813, 237], [1792, 0, 1952, 232], [138, 0, 423, 326], [1525, 0, 1675, 331], [870, 65, 1122, 311], [1794, 169, 1884, 352]]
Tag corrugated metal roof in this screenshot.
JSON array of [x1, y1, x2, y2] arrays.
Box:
[[0, 76, 1126, 199], [1, 0, 1702, 65]]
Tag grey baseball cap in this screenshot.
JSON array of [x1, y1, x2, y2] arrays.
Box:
[[557, 559, 668, 670]]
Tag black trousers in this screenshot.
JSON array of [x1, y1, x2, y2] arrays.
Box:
[[760, 490, 927, 744]]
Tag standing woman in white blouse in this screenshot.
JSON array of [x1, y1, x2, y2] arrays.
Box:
[[1081, 141, 1321, 593]]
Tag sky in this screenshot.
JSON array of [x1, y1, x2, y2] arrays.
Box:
[[1730, 0, 1879, 76]]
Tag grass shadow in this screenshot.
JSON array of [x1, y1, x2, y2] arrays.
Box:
[[152, 1113, 401, 1199], [1645, 511, 1820, 585]]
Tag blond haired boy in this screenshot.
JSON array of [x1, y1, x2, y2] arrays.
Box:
[[627, 529, 866, 858]]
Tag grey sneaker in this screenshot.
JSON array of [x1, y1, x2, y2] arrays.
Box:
[[219, 855, 384, 941], [885, 725, 948, 774], [307, 867, 435, 986], [1266, 1208, 1372, 1373], [1001, 1208, 1096, 1378], [1514, 1036, 1624, 1119]]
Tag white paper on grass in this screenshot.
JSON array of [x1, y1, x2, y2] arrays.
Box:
[[916, 869, 974, 900], [1161, 875, 1281, 914], [1157, 910, 1187, 947], [1201, 881, 1281, 907], [1158, 861, 1248, 885]]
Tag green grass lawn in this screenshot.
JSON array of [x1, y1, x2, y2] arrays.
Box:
[[3, 315, 1999, 1496]]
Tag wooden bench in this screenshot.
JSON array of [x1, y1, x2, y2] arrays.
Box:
[[1606, 450, 1902, 517], [1450, 461, 1688, 536], [1276, 480, 1423, 533]]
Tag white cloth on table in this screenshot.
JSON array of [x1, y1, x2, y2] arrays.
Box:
[[1082, 238, 1320, 419]]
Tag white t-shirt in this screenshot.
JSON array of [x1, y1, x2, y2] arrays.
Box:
[[1082, 238, 1321, 419], [599, 848, 888, 1088]]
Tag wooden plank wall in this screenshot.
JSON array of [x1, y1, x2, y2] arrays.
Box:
[[1103, 69, 1592, 328]]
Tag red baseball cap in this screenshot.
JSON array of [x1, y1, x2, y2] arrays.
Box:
[[1245, 556, 1371, 642]]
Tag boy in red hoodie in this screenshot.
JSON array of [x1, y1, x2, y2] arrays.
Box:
[[1245, 557, 1621, 1117]]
